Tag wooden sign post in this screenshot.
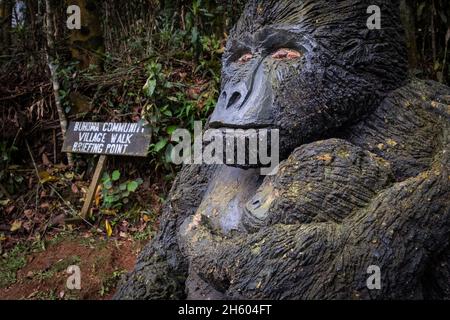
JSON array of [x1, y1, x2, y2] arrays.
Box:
[[80, 154, 107, 219], [62, 121, 151, 218]]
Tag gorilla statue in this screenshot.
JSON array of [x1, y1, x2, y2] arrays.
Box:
[[115, 0, 450, 299]]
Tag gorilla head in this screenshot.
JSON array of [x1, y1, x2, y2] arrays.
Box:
[[209, 0, 408, 160]]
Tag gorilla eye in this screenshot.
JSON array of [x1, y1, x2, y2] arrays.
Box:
[[271, 48, 302, 60], [237, 53, 253, 64]]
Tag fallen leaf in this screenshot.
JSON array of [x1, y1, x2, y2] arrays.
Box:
[[50, 214, 66, 227], [5, 206, 15, 214], [24, 209, 34, 218], [105, 220, 113, 237], [71, 183, 79, 194], [10, 220, 22, 232], [23, 221, 32, 231], [95, 185, 102, 207], [142, 215, 150, 222], [38, 171, 58, 184], [40, 202, 50, 209], [64, 172, 75, 180], [102, 209, 117, 216], [119, 232, 127, 239]]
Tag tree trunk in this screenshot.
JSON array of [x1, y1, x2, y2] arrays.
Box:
[[44, 0, 73, 166], [399, 0, 418, 69]]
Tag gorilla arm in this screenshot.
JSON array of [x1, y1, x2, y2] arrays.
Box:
[[180, 143, 450, 300]]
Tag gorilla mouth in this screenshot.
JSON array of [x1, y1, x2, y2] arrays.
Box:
[[213, 126, 276, 134], [204, 127, 280, 171]]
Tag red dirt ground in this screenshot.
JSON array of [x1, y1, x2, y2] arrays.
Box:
[[0, 237, 142, 300]]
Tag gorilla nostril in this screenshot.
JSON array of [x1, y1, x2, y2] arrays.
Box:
[[252, 199, 261, 208], [226, 92, 242, 109]]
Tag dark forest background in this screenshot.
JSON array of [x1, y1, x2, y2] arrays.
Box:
[[0, 0, 449, 299]]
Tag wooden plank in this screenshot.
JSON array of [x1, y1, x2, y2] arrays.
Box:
[[62, 122, 151, 157], [80, 155, 107, 219]]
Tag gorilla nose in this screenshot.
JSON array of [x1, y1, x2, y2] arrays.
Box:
[[218, 83, 248, 110], [209, 62, 274, 128], [209, 85, 274, 128], [226, 91, 242, 109]]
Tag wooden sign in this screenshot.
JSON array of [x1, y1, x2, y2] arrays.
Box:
[[62, 121, 151, 219], [62, 121, 151, 157]]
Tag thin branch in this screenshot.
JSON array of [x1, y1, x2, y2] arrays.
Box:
[[44, 0, 73, 166]]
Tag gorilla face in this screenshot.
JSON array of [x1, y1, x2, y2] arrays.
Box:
[[209, 0, 408, 161]]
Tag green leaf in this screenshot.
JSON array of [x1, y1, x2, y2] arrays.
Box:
[[127, 181, 139, 192], [191, 27, 199, 45], [162, 109, 172, 117], [153, 139, 168, 153], [112, 170, 121, 181], [143, 79, 157, 97], [104, 195, 114, 204], [119, 183, 127, 191], [166, 125, 178, 135], [104, 180, 113, 190], [102, 173, 110, 182]]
